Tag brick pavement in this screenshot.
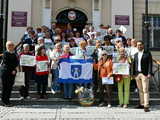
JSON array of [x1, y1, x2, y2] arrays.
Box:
[[1, 105, 160, 120]]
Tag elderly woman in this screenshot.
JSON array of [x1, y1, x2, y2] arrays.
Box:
[[60, 45, 73, 99], [50, 43, 63, 93], [116, 47, 131, 108], [98, 50, 113, 108], [1, 41, 19, 106], [75, 40, 89, 59]]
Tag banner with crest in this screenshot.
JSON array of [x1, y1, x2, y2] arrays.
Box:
[[58, 58, 93, 83]]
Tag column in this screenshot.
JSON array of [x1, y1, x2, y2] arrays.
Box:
[[92, 0, 101, 29], [42, 0, 52, 28]]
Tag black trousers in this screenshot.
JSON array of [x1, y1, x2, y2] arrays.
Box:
[[93, 70, 98, 96], [36, 74, 48, 95], [24, 71, 32, 96], [99, 79, 112, 104], [1, 71, 15, 104]]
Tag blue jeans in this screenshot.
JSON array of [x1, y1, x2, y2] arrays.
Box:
[[51, 68, 60, 92], [64, 83, 73, 98]]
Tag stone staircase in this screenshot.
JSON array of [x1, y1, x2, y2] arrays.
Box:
[[0, 76, 160, 106]]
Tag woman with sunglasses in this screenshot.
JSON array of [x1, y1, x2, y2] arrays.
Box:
[[98, 50, 113, 108]]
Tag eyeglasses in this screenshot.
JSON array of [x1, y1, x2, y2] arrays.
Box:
[[102, 54, 107, 56]]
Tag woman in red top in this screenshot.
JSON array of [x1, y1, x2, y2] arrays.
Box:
[[36, 46, 50, 99]]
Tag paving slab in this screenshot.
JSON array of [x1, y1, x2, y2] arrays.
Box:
[[1, 105, 160, 120]]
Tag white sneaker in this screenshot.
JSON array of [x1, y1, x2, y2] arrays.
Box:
[[51, 89, 56, 94], [134, 88, 138, 93], [19, 97, 24, 100], [107, 104, 112, 108], [26, 96, 31, 99]]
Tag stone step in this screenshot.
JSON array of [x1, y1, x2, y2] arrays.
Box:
[[0, 85, 158, 92], [0, 97, 160, 106], [0, 91, 160, 98]]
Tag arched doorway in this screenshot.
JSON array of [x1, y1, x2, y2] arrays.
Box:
[[56, 9, 88, 33]]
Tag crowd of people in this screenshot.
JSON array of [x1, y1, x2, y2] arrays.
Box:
[[0, 23, 153, 112]]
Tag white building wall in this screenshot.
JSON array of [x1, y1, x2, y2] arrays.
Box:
[[92, 0, 101, 30], [7, 0, 32, 44], [42, 0, 52, 28], [111, 0, 133, 38]]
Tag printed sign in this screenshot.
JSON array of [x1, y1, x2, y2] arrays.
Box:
[[102, 77, 114, 85], [36, 61, 48, 72], [115, 15, 129, 25], [113, 63, 129, 75], [12, 11, 27, 27], [20, 55, 35, 67]]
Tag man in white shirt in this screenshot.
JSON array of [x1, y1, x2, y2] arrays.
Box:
[[133, 41, 152, 112]]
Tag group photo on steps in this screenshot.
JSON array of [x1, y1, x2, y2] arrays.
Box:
[[0, 23, 158, 113]]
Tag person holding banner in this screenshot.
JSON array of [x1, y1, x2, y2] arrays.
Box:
[[1, 41, 19, 106], [19, 44, 34, 99], [98, 50, 113, 108], [50, 43, 63, 93], [36, 46, 50, 99], [60, 45, 74, 99], [115, 47, 131, 108]]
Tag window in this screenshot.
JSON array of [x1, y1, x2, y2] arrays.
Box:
[[94, 0, 100, 11], [143, 14, 160, 49], [45, 0, 51, 8]]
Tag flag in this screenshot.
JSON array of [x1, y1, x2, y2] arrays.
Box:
[[58, 58, 93, 83]]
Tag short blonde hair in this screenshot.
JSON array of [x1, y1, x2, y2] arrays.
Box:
[[6, 41, 14, 48], [6, 41, 15, 51], [118, 47, 127, 56], [55, 43, 62, 48], [63, 44, 70, 49], [63, 44, 70, 51], [79, 40, 87, 48], [23, 44, 29, 49]]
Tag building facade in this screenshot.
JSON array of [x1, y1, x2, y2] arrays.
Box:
[[6, 0, 160, 52]]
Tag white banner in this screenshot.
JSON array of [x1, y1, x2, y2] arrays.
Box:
[[102, 77, 114, 85], [36, 61, 49, 72], [59, 59, 93, 81], [20, 55, 35, 67], [113, 63, 129, 75]]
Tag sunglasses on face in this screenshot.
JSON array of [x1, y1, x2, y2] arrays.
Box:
[[102, 54, 107, 56]]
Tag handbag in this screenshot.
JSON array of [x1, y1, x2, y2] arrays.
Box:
[[115, 75, 122, 82], [14, 71, 25, 86]]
